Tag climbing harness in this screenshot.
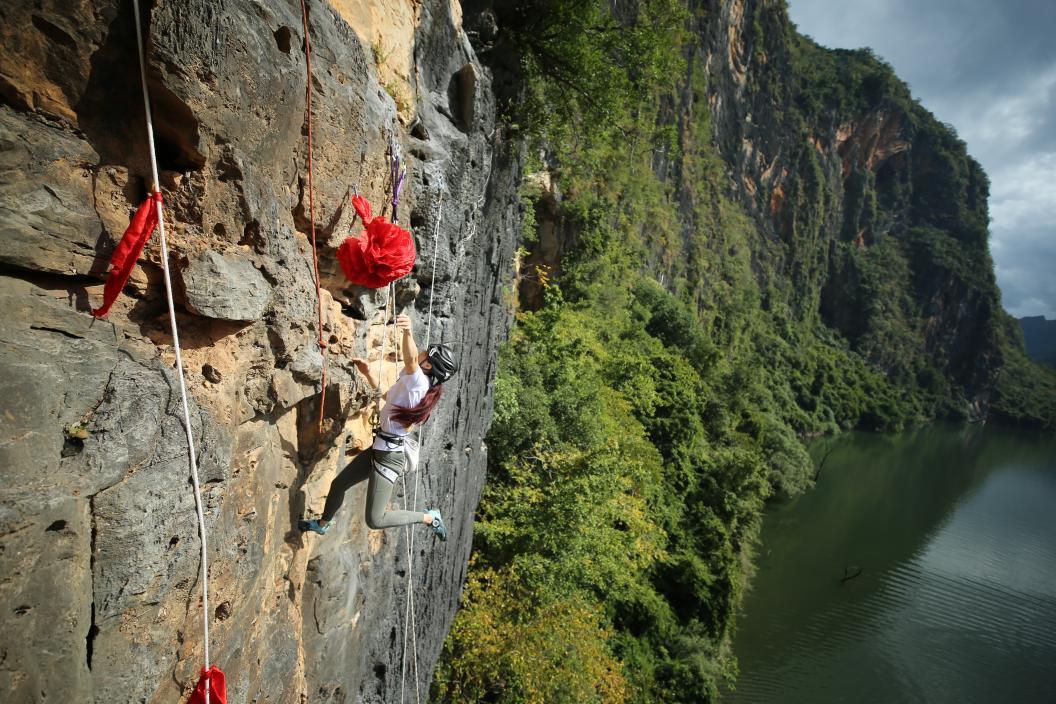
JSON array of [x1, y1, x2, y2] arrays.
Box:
[[375, 428, 407, 449], [370, 431, 418, 484], [129, 0, 221, 700], [298, 0, 329, 433]]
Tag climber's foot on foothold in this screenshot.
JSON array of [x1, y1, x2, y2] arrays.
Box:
[[426, 509, 447, 541], [298, 518, 330, 535]]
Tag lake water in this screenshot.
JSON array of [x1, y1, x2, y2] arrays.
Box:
[[725, 424, 1056, 703]]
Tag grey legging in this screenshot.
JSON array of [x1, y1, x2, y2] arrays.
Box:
[[321, 449, 421, 529]]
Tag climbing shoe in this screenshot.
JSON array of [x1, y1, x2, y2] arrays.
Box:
[[427, 509, 447, 541], [298, 518, 330, 535]]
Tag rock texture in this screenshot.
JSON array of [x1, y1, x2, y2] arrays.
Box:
[[0, 0, 520, 702], [182, 250, 272, 321]]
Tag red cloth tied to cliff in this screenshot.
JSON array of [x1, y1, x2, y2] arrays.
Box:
[[187, 665, 227, 704], [92, 192, 162, 318], [336, 195, 416, 288]]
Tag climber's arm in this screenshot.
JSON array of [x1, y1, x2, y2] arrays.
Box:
[[396, 314, 420, 376]]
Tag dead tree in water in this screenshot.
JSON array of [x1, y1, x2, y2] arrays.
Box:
[[814, 442, 838, 482], [841, 566, 863, 584]]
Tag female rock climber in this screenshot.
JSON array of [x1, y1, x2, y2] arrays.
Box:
[[298, 313, 458, 541]]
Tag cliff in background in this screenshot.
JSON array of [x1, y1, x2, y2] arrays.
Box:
[[695, 0, 1054, 429], [698, 0, 998, 415], [0, 0, 520, 702], [1019, 316, 1056, 368], [509, 0, 1054, 431], [436, 0, 1056, 700]]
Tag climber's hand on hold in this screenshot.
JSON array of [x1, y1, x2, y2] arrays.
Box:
[[396, 314, 420, 374], [352, 357, 378, 389]]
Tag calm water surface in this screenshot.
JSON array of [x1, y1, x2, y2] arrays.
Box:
[[726, 424, 1056, 703]]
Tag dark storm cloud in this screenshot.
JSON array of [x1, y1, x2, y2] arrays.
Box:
[[904, 1, 1055, 96], [788, 0, 1056, 319], [1032, 79, 1056, 152], [787, 0, 1056, 97]]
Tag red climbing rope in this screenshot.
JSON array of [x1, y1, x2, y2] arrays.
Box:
[[92, 191, 162, 318], [299, 0, 329, 432]]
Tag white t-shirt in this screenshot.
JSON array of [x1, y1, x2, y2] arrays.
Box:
[[372, 367, 430, 451]]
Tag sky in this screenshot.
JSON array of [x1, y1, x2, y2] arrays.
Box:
[[786, 0, 1056, 320]]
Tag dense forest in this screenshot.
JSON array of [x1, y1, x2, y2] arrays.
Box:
[[433, 0, 1056, 701]]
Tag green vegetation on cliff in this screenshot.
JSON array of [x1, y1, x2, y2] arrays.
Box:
[[776, 22, 1055, 428], [435, 0, 1056, 701]]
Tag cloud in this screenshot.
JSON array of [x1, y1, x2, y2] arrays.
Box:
[[989, 153, 1056, 232], [787, 0, 1056, 319]]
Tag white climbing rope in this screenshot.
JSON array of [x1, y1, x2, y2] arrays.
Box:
[[395, 279, 417, 704], [131, 1, 212, 701], [424, 176, 445, 349], [399, 176, 443, 704], [374, 287, 390, 428], [398, 175, 445, 483]]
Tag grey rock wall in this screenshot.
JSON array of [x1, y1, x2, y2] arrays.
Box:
[[0, 0, 521, 702]]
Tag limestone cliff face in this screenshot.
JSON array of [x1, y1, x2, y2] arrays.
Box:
[[0, 0, 520, 702], [511, 0, 1007, 425], [696, 0, 1002, 413]]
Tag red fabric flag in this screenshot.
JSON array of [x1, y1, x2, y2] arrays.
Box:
[[187, 665, 227, 704], [336, 194, 416, 288], [92, 192, 162, 318], [350, 193, 373, 223]]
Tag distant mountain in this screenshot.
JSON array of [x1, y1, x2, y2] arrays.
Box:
[[1019, 316, 1056, 368]]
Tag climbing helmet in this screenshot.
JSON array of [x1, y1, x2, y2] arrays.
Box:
[[425, 343, 459, 384]]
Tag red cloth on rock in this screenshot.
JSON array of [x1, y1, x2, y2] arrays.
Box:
[[188, 665, 227, 704], [92, 192, 162, 318], [336, 195, 415, 288]]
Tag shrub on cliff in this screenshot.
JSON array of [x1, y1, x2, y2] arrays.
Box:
[[488, 0, 686, 138]]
